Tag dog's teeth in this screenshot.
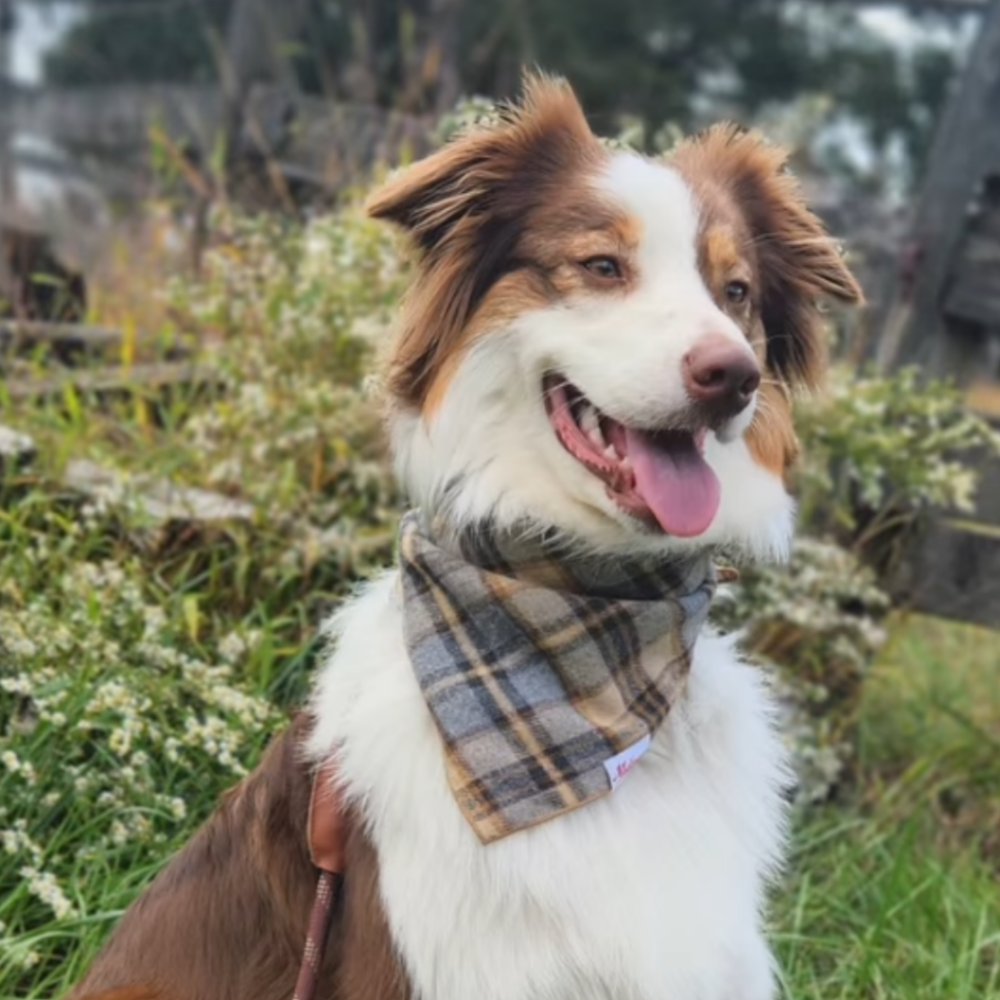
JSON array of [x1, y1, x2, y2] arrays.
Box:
[[579, 405, 605, 448], [604, 444, 617, 459]]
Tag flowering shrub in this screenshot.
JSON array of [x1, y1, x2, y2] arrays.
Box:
[[0, 538, 276, 988], [165, 200, 405, 519], [795, 365, 1000, 550], [714, 538, 891, 803], [0, 198, 405, 994], [707, 366, 1000, 802]]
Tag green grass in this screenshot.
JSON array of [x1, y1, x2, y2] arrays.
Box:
[[773, 616, 1000, 999], [1, 205, 403, 996], [777, 810, 999, 999], [4, 575, 997, 999]]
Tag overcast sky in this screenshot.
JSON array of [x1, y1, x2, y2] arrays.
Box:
[[11, 1, 79, 82]]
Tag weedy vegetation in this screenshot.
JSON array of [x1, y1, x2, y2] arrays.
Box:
[[1, 170, 999, 999]]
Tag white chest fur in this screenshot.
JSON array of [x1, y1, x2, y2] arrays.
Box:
[[308, 572, 791, 1000]]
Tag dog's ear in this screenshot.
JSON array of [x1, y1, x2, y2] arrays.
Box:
[[367, 73, 600, 408], [672, 125, 863, 390], [366, 72, 595, 255]]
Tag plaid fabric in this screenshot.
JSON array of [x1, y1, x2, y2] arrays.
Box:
[[398, 510, 717, 844]]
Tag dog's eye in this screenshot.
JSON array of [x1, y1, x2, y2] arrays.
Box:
[[580, 256, 623, 281], [726, 280, 750, 305]]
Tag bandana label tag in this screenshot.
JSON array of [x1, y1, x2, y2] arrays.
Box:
[[603, 734, 652, 791]]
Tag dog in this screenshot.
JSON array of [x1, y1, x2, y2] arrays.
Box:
[[68, 74, 861, 1000]]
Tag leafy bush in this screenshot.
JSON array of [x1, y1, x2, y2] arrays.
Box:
[[714, 538, 890, 803], [0, 536, 276, 989], [795, 365, 1000, 551]]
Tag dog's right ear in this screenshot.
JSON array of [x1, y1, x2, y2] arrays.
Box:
[[365, 133, 490, 254], [366, 73, 596, 256], [368, 74, 601, 408]]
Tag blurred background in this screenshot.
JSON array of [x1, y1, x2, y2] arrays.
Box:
[[0, 0, 996, 362], [0, 2, 984, 317], [1, 3, 1000, 998]]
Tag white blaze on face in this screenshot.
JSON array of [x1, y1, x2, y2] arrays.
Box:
[[505, 153, 758, 539], [600, 151, 757, 383], [604, 153, 703, 277], [517, 154, 754, 427]]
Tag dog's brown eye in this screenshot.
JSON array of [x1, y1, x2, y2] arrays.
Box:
[[726, 280, 750, 305], [580, 256, 623, 281]]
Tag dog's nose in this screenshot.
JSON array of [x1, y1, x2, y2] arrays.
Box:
[[683, 336, 761, 423]]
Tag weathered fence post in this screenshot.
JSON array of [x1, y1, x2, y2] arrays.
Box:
[[0, 0, 18, 300], [0, 0, 16, 206], [189, 0, 311, 269], [876, 0, 1000, 380]]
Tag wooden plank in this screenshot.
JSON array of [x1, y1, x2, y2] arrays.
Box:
[[1, 82, 430, 165], [5, 361, 223, 405], [968, 455, 1000, 527], [0, 321, 191, 371], [63, 459, 254, 525], [1, 83, 432, 208], [0, 0, 14, 215], [1, 84, 223, 153], [942, 279, 1000, 326], [888, 518, 1000, 629], [957, 232, 1000, 265], [0, 320, 122, 361]]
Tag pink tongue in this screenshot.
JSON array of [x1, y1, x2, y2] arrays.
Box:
[[624, 428, 720, 537]]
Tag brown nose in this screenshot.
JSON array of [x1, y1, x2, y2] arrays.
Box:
[[683, 336, 761, 424]]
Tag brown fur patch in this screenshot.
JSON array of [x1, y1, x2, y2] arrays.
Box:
[[367, 74, 633, 411], [697, 222, 758, 350], [73, 989, 170, 1000], [419, 270, 551, 417], [671, 124, 863, 392], [67, 716, 411, 1000], [670, 124, 862, 477], [744, 382, 800, 480], [419, 206, 645, 414], [701, 226, 744, 287]]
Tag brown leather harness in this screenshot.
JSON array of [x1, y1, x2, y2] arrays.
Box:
[[293, 758, 348, 1000]]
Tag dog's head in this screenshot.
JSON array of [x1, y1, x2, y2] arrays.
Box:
[[369, 75, 861, 559]]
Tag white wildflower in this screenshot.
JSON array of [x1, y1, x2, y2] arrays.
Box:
[[19, 865, 76, 920]]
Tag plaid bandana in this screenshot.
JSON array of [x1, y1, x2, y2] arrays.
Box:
[[398, 510, 717, 844]]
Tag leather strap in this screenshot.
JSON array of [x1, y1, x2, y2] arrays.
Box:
[[308, 756, 349, 873], [293, 756, 349, 1000]]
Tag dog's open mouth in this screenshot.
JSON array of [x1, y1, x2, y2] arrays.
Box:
[[543, 375, 720, 537]]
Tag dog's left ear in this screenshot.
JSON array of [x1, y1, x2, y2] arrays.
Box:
[[672, 125, 864, 390]]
